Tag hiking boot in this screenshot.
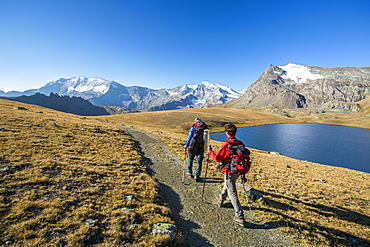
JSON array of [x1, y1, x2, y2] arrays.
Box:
[[233, 216, 245, 226], [216, 196, 223, 207], [194, 176, 199, 181]]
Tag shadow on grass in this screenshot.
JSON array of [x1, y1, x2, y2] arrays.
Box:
[[257, 191, 370, 246]]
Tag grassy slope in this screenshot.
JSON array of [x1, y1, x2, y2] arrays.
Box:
[[0, 99, 174, 246], [251, 107, 370, 129], [101, 107, 370, 247], [359, 96, 370, 114], [1, 99, 369, 246]]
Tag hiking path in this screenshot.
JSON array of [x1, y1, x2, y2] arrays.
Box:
[[121, 126, 300, 247]]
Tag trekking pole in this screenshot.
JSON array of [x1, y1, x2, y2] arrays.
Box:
[[201, 129, 210, 200], [241, 175, 256, 221], [201, 154, 209, 201], [182, 147, 187, 183]]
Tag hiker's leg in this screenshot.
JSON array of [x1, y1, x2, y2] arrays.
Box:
[[226, 174, 244, 218], [187, 153, 195, 175], [194, 152, 204, 177]]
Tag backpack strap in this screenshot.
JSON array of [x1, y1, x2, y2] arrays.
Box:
[[225, 140, 237, 171], [227, 137, 242, 146]]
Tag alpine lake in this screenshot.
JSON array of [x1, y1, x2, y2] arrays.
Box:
[[211, 123, 370, 173]]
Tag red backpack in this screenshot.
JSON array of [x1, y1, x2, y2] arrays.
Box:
[[222, 137, 251, 175]]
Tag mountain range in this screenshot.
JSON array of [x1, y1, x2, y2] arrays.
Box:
[[1, 63, 369, 114], [0, 78, 240, 112]]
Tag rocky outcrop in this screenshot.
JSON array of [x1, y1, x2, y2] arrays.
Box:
[[320, 102, 361, 113], [227, 63, 370, 109], [102, 106, 138, 115], [320, 96, 370, 114]]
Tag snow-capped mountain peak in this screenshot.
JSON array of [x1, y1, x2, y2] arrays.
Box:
[[277, 63, 324, 83], [201, 81, 215, 88], [187, 81, 240, 97], [42, 76, 113, 96], [169, 81, 241, 108]]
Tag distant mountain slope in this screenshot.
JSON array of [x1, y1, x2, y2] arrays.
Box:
[[226, 63, 370, 109], [0, 77, 241, 112], [2, 93, 109, 116]]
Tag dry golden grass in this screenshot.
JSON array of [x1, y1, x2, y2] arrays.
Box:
[[2, 98, 369, 246], [359, 97, 370, 113], [101, 107, 370, 247], [0, 99, 175, 246], [249, 107, 370, 129]]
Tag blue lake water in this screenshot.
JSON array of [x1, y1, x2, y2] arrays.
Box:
[[211, 123, 370, 173]]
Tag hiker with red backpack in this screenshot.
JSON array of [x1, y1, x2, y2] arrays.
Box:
[[208, 123, 251, 226], [184, 118, 208, 181]]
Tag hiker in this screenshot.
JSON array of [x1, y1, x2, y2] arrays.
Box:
[[184, 118, 208, 181], [208, 123, 248, 226]]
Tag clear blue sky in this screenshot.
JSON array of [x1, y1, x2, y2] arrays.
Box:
[[1, 0, 369, 92]]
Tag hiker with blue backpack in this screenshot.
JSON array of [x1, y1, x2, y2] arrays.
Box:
[[184, 118, 208, 181], [208, 123, 251, 226]]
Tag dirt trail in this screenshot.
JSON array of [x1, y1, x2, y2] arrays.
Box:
[[121, 126, 300, 247]]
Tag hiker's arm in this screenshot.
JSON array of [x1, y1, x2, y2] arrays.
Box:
[[209, 144, 228, 162], [184, 127, 194, 147]]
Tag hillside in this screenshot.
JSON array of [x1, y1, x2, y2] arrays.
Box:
[[241, 106, 370, 129], [2, 93, 109, 116], [1, 99, 369, 246], [2, 93, 137, 116], [0, 99, 175, 246], [359, 96, 370, 112]]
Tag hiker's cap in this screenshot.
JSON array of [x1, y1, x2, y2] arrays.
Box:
[[194, 117, 202, 122]]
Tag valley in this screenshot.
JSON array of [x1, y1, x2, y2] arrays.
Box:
[[1, 62, 369, 246]]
